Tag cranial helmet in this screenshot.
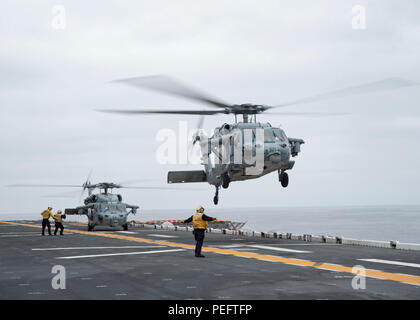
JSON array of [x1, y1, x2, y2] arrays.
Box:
[[196, 206, 204, 213]]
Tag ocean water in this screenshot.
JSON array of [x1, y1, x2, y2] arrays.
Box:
[[139, 205, 420, 243], [1, 205, 419, 243]]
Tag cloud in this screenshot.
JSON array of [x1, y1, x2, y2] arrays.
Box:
[[1, 0, 420, 217]]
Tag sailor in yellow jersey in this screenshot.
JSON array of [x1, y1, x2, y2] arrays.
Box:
[[53, 210, 66, 236], [40, 207, 54, 236], [182, 206, 216, 258]]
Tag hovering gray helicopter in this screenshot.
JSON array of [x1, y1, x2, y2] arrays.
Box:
[[9, 178, 177, 230], [100, 76, 416, 205]]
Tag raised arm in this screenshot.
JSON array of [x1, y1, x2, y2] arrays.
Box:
[[202, 214, 217, 221], [182, 216, 194, 223]]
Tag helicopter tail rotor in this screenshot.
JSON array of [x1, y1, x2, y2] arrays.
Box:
[[79, 170, 93, 203]]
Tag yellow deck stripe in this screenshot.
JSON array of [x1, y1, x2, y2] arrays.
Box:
[[2, 220, 420, 286]]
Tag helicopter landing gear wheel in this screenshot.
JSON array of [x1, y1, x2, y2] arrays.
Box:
[[122, 224, 128, 231], [88, 224, 94, 232], [213, 187, 219, 205], [222, 174, 230, 189], [279, 171, 289, 188]]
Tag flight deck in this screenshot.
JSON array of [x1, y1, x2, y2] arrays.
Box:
[[1, 220, 420, 299]]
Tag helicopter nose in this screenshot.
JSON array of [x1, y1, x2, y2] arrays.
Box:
[[102, 211, 126, 225], [268, 154, 282, 163], [266, 144, 290, 163]]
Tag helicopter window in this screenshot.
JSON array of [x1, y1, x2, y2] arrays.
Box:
[[116, 205, 125, 211], [100, 205, 109, 212], [273, 129, 286, 142], [264, 129, 275, 142]]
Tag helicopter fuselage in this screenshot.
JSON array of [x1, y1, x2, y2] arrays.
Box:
[[203, 122, 304, 186], [66, 192, 138, 231], [168, 121, 304, 204], [168, 121, 305, 204]]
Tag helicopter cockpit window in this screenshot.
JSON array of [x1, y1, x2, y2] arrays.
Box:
[[100, 205, 109, 212], [273, 129, 287, 142], [116, 205, 125, 211], [264, 129, 275, 142]]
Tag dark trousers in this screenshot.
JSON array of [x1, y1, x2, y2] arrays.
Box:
[[42, 219, 51, 235], [193, 229, 205, 256], [54, 222, 64, 235]]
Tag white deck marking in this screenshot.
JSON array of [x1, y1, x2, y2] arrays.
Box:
[[248, 245, 312, 253], [0, 235, 41, 237], [32, 246, 165, 251], [358, 259, 420, 269], [147, 234, 177, 238], [117, 231, 137, 234], [0, 232, 40, 234], [56, 249, 185, 259], [259, 243, 338, 246], [213, 244, 243, 248]]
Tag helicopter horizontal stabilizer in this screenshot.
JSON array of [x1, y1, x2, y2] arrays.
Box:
[[168, 170, 207, 183]]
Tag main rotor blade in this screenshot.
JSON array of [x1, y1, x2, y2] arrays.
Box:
[[112, 75, 230, 109], [196, 115, 205, 132], [121, 186, 203, 191], [43, 190, 82, 198], [122, 187, 203, 191], [7, 184, 82, 188], [97, 109, 224, 115], [78, 188, 86, 204], [273, 78, 417, 108], [267, 111, 350, 116], [122, 186, 189, 190]]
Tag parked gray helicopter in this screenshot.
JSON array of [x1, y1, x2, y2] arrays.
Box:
[[64, 181, 139, 231], [9, 178, 176, 231], [100, 76, 416, 205]]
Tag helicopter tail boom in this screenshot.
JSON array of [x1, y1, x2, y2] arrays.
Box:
[[168, 170, 207, 183], [64, 208, 79, 215]]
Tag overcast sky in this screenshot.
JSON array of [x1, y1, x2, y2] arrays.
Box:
[[1, 0, 419, 217]]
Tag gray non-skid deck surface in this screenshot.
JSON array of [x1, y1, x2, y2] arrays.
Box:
[[1, 221, 420, 299]]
